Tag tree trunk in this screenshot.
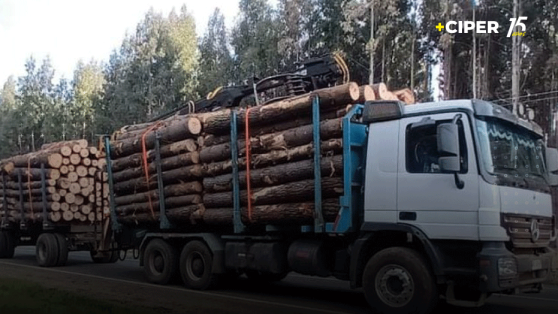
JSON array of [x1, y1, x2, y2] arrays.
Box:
[[203, 155, 342, 192], [110, 117, 202, 158], [110, 139, 198, 173], [358, 85, 375, 103], [203, 139, 343, 177], [194, 83, 359, 134], [199, 118, 342, 163], [1, 152, 63, 173], [116, 194, 202, 215], [112, 151, 199, 183], [114, 182, 203, 206], [6, 168, 60, 181], [113, 165, 203, 193], [202, 199, 340, 225], [203, 177, 343, 208]]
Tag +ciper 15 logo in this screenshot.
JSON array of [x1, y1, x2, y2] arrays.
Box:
[[436, 17, 527, 37]]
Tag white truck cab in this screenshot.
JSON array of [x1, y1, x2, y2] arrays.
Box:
[[360, 99, 557, 308]]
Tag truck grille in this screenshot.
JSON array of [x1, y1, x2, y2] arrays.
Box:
[[502, 214, 554, 249]]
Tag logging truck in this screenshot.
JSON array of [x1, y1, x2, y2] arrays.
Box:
[[102, 95, 557, 313], [1, 81, 558, 314]]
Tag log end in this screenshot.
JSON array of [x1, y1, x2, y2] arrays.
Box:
[[187, 117, 203, 135], [348, 82, 360, 102], [359, 85, 375, 102]]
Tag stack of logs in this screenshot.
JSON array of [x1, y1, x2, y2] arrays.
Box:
[[0, 140, 109, 224], [109, 82, 386, 226]]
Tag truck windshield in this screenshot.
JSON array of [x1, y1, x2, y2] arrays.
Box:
[[476, 118, 546, 182]]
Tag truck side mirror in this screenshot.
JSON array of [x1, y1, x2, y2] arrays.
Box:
[[546, 147, 558, 186], [437, 123, 461, 173]]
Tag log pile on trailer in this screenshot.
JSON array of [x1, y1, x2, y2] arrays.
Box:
[[107, 81, 411, 227], [0, 140, 108, 224]]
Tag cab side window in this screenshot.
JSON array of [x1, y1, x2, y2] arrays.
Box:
[[406, 119, 468, 174]]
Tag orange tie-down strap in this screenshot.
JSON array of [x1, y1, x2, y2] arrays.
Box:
[[140, 121, 165, 219]]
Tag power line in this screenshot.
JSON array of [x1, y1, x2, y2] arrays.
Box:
[[491, 90, 558, 102]]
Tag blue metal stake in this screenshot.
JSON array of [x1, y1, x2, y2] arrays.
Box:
[[155, 134, 172, 229], [104, 136, 122, 232], [40, 163, 51, 229], [230, 111, 244, 233], [18, 170, 25, 229], [312, 97, 324, 232]]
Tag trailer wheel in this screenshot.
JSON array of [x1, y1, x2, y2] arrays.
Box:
[[36, 233, 60, 267], [180, 240, 218, 290], [143, 239, 178, 285], [245, 270, 288, 283], [0, 231, 15, 258], [53, 233, 68, 266], [362, 247, 438, 314]]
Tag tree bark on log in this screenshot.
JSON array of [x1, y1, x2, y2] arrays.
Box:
[[198, 109, 345, 148], [116, 205, 203, 225], [202, 199, 340, 225], [2, 152, 63, 174], [5, 168, 60, 181], [203, 155, 343, 192], [114, 182, 203, 206], [110, 139, 197, 173], [194, 83, 359, 134], [110, 117, 201, 158], [113, 165, 203, 193], [112, 151, 200, 182], [115, 194, 201, 215], [202, 138, 343, 177], [199, 118, 342, 163], [203, 177, 343, 208]]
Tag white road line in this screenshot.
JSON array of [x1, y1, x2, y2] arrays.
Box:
[[0, 261, 351, 314]]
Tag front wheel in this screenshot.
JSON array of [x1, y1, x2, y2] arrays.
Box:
[[362, 247, 438, 314]]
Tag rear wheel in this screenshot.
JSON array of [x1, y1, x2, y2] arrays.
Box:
[[36, 233, 59, 267], [362, 247, 438, 314], [0, 231, 15, 258], [179, 240, 218, 290], [53, 233, 68, 266], [143, 239, 178, 285]]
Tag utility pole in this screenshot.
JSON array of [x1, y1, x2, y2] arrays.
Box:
[[512, 0, 520, 115], [369, 0, 374, 85]]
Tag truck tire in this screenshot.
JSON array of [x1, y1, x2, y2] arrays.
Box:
[[245, 270, 288, 283], [0, 231, 15, 258], [180, 240, 218, 290], [53, 233, 69, 266], [362, 247, 438, 314], [36, 233, 60, 267], [143, 239, 178, 285]]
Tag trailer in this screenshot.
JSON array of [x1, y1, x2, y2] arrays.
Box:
[[0, 147, 117, 266]]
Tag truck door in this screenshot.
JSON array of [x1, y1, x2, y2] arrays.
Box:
[[397, 112, 480, 240]]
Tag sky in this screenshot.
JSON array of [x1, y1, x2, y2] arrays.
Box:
[[0, 0, 244, 84]]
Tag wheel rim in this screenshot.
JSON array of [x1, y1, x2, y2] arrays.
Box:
[[375, 264, 415, 307], [149, 251, 165, 274], [186, 251, 205, 281]]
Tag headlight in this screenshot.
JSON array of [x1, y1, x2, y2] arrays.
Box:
[[498, 257, 517, 279]]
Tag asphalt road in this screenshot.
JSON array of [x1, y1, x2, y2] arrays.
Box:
[[1, 246, 558, 314]]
